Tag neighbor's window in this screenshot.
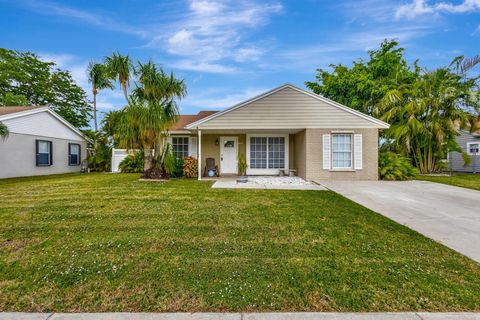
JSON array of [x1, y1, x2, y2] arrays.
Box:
[[332, 134, 352, 169], [69, 143, 81, 166], [250, 136, 285, 169], [468, 142, 479, 155], [36, 140, 52, 166], [172, 137, 189, 159]]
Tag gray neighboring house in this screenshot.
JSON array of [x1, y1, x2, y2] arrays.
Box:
[[0, 106, 89, 179], [448, 130, 480, 173]]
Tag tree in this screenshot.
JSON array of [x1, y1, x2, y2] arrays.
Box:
[[87, 62, 114, 131], [115, 61, 186, 172], [378, 67, 479, 173], [0, 93, 29, 106], [104, 53, 134, 102], [0, 48, 91, 127], [306, 40, 418, 117]]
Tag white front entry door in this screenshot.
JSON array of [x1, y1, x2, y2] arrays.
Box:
[[220, 136, 238, 174]]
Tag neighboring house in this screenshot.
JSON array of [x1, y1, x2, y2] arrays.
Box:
[[0, 106, 89, 179], [448, 130, 480, 173], [169, 84, 389, 181]]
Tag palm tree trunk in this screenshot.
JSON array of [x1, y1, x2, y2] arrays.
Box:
[[122, 84, 129, 103], [143, 149, 154, 172], [93, 92, 98, 132]]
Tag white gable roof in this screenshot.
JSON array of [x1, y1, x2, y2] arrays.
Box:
[[186, 84, 389, 130], [0, 107, 89, 142]]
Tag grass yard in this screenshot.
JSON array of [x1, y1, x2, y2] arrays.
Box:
[[0, 173, 479, 312], [416, 173, 480, 191]]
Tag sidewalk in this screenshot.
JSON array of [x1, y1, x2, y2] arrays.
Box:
[[1, 313, 479, 320]]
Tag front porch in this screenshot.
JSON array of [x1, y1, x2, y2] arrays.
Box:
[[193, 130, 300, 180]]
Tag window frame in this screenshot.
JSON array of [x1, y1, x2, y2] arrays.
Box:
[[68, 143, 81, 166], [171, 136, 190, 159], [331, 133, 353, 170], [36, 139, 53, 166], [467, 141, 480, 155], [246, 133, 289, 175]]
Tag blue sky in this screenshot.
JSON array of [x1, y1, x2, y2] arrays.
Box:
[[1, 0, 479, 121]]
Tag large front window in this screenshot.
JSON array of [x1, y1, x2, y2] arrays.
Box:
[[332, 134, 352, 169], [250, 136, 285, 169], [172, 137, 189, 159]]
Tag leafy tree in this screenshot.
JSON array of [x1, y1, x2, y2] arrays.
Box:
[[87, 62, 114, 131], [0, 48, 91, 127], [0, 93, 29, 106], [104, 53, 134, 102], [306, 40, 418, 116]]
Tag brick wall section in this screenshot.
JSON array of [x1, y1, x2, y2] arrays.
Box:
[[294, 128, 379, 181]]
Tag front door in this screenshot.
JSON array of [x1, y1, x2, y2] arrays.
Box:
[[220, 136, 238, 174]]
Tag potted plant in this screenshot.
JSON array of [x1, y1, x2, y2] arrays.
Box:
[[237, 153, 248, 183]]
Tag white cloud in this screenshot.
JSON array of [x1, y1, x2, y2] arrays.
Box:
[[395, 0, 480, 20], [151, 0, 283, 71], [170, 60, 237, 74]]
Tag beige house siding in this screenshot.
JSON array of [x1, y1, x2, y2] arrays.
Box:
[[196, 87, 383, 130], [301, 128, 378, 181], [294, 130, 307, 179]]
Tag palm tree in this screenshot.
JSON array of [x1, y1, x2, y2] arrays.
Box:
[[104, 53, 134, 102], [87, 62, 114, 131], [378, 67, 477, 173], [0, 121, 8, 139], [115, 62, 186, 172]]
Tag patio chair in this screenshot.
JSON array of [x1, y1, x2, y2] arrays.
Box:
[[204, 157, 219, 177]]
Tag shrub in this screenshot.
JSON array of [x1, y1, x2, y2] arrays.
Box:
[[183, 156, 198, 178], [379, 151, 418, 180], [119, 151, 144, 173], [173, 157, 184, 178]]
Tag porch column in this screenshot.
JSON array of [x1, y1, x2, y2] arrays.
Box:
[[197, 129, 202, 180]]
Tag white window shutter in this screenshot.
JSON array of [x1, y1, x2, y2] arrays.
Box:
[[189, 137, 198, 158], [323, 134, 331, 170], [354, 134, 363, 170]]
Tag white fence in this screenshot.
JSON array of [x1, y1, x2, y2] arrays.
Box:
[[111, 148, 137, 173]]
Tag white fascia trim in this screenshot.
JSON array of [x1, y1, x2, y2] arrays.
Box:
[[0, 106, 91, 143], [185, 83, 390, 129]]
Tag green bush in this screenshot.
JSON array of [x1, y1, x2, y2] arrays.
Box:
[[173, 157, 184, 178], [379, 151, 418, 180], [119, 151, 144, 173]]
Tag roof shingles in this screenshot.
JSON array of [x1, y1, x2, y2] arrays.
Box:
[[171, 111, 218, 130]]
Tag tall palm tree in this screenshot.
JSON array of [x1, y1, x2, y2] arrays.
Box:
[[104, 53, 134, 102], [0, 121, 8, 139], [115, 62, 186, 172], [87, 62, 114, 131]]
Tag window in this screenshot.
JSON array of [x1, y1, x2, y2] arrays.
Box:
[[172, 137, 189, 159], [250, 136, 285, 169], [332, 134, 352, 169], [69, 143, 81, 165], [36, 140, 52, 166], [468, 142, 479, 155]]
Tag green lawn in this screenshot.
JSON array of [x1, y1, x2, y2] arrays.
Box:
[[0, 174, 479, 312], [416, 174, 480, 191]]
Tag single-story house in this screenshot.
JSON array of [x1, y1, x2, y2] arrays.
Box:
[[168, 84, 389, 181], [0, 106, 89, 179], [448, 129, 480, 173]]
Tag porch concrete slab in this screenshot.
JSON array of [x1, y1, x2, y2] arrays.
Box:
[[316, 180, 480, 263], [211, 179, 326, 190]]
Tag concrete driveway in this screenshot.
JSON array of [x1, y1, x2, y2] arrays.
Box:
[[316, 180, 480, 263]]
